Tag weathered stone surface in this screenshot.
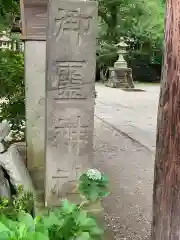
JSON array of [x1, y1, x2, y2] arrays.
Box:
[[25, 41, 46, 192], [45, 0, 97, 205], [0, 166, 11, 199], [20, 0, 48, 40], [0, 120, 10, 142], [14, 142, 26, 164], [106, 68, 135, 89], [0, 120, 10, 153], [0, 143, 4, 153], [0, 144, 34, 192]]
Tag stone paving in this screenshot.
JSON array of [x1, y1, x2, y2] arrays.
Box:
[[95, 83, 160, 152]]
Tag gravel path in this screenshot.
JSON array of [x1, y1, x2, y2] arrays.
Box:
[[95, 83, 159, 152], [94, 117, 154, 240]]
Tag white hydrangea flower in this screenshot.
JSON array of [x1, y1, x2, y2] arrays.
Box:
[[4, 129, 24, 142], [4, 135, 13, 142], [86, 169, 102, 181]]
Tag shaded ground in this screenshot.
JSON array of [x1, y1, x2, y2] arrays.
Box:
[[95, 83, 160, 152], [93, 84, 160, 239], [94, 118, 154, 240]]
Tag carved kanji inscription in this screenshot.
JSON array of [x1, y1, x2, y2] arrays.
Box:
[[45, 0, 97, 206], [54, 8, 93, 45], [51, 61, 84, 88], [49, 116, 89, 155], [49, 61, 92, 99]]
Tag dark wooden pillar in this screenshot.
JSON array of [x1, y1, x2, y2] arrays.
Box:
[[152, 0, 180, 239]]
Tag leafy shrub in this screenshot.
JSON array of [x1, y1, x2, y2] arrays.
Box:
[[42, 199, 103, 240], [0, 49, 25, 138], [0, 212, 49, 240], [126, 51, 162, 82], [12, 185, 34, 215], [0, 169, 108, 240], [0, 185, 34, 220], [78, 169, 108, 202], [0, 207, 102, 240]]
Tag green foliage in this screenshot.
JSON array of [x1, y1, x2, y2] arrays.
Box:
[[0, 185, 34, 220], [0, 49, 25, 135], [78, 170, 108, 202], [0, 0, 20, 31], [0, 212, 49, 240], [0, 170, 108, 240], [12, 185, 34, 215], [98, 0, 164, 47], [97, 0, 165, 77], [42, 199, 103, 240], [0, 205, 102, 240]]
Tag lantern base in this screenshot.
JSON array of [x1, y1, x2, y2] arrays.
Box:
[[106, 67, 135, 89]]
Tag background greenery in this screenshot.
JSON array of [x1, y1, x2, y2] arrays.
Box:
[[0, 0, 165, 133], [0, 50, 25, 133], [97, 0, 164, 81]]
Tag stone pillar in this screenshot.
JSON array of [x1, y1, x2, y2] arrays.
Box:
[[25, 41, 46, 198], [20, 0, 49, 201], [45, 0, 97, 206]]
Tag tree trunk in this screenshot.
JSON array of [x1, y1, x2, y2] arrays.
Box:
[[152, 0, 180, 239], [107, 5, 118, 44]]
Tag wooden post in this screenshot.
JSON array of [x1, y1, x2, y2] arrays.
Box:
[[152, 0, 180, 239]]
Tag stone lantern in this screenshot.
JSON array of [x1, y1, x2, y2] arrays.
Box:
[[114, 41, 128, 69], [0, 32, 11, 50], [106, 39, 134, 89]]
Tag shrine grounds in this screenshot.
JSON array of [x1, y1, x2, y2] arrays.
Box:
[[94, 83, 160, 239], [0, 83, 159, 239]]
